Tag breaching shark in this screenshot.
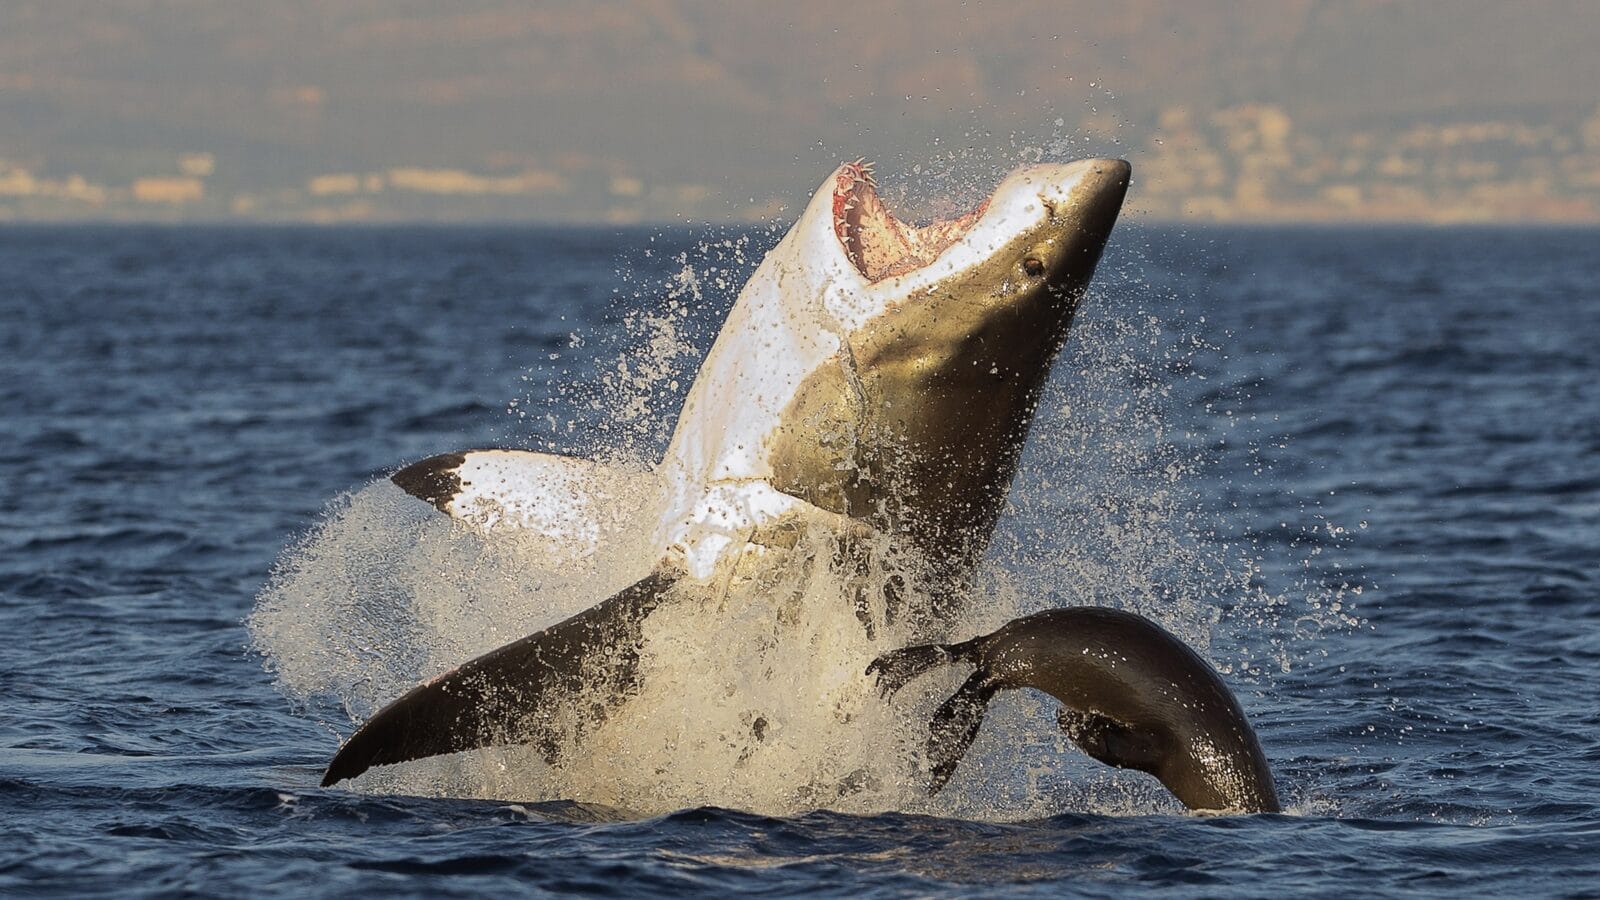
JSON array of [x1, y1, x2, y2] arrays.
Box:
[[321, 157, 1133, 787]]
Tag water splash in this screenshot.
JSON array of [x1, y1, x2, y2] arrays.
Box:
[[250, 136, 1356, 819]]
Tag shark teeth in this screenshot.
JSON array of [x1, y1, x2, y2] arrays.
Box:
[[831, 156, 993, 282], [843, 158, 878, 188]]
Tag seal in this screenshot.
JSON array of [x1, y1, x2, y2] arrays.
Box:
[[868, 607, 1281, 813], [322, 157, 1132, 787]]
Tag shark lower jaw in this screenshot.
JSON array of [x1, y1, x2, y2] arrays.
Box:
[[830, 158, 1132, 286]]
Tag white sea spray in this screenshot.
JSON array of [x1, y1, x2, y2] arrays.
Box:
[[250, 142, 1354, 819]]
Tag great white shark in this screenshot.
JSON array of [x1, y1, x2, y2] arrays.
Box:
[[321, 157, 1134, 787]]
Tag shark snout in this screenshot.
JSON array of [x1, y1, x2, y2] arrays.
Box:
[[974, 159, 1131, 261], [1026, 158, 1131, 240], [967, 158, 1130, 290]]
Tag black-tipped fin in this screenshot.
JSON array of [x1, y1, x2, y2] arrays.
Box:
[[390, 449, 663, 549], [392, 451, 468, 514], [321, 570, 678, 787], [926, 672, 998, 794]]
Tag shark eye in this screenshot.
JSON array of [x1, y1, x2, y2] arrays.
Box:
[[1022, 257, 1045, 277]]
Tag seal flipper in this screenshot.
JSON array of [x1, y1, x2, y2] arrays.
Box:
[[926, 672, 999, 794], [322, 570, 678, 787], [1056, 708, 1165, 775], [866, 643, 955, 697], [867, 634, 985, 697], [866, 639, 996, 791]]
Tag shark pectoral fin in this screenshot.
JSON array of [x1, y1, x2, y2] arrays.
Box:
[[321, 570, 679, 788], [1056, 708, 1165, 775], [926, 672, 998, 794], [392, 448, 662, 550]]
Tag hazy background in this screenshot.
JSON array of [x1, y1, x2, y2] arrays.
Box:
[[3, 0, 1598, 224]]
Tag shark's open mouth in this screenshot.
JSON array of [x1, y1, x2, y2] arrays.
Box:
[[833, 160, 989, 282]]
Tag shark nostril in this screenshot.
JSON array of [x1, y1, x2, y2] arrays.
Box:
[[1022, 257, 1045, 277]]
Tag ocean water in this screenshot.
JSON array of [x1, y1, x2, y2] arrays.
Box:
[[2, 221, 1598, 896]]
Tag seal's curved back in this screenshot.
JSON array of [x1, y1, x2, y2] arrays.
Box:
[[870, 606, 1280, 813]]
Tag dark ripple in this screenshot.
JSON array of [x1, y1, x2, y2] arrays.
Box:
[[3, 225, 1600, 896]]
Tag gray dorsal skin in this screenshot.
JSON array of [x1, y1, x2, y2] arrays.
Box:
[[868, 607, 1281, 814], [322, 160, 1133, 787]]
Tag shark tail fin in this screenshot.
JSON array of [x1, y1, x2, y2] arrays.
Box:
[[926, 671, 998, 794]]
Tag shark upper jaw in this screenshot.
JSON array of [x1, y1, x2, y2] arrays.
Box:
[[807, 157, 1133, 326]]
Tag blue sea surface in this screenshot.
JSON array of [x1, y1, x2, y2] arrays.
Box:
[[2, 222, 1598, 896]]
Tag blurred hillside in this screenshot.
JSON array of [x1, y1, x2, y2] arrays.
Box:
[[3, 1, 1598, 223]]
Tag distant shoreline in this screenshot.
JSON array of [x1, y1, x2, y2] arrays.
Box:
[[3, 216, 1597, 230]]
